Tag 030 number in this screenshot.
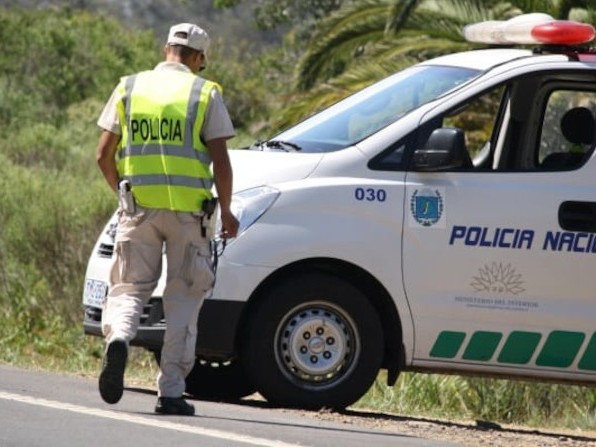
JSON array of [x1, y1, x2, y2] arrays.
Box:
[[355, 187, 387, 202]]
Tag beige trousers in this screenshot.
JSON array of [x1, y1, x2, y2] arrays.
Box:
[[101, 207, 214, 398]]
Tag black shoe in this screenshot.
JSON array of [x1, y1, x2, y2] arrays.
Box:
[[155, 397, 195, 416], [99, 340, 127, 404]]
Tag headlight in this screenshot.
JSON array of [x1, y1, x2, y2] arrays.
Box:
[[220, 186, 280, 238]]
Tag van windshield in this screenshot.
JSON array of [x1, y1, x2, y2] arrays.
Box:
[[267, 65, 480, 153]]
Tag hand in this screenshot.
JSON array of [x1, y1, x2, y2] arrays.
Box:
[[220, 209, 239, 239]]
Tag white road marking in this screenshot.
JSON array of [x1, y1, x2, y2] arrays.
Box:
[[0, 391, 307, 447]]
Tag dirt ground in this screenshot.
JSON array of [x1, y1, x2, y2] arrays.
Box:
[[288, 406, 596, 447]]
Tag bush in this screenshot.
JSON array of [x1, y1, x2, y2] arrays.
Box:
[[0, 8, 127, 364], [0, 7, 160, 132]]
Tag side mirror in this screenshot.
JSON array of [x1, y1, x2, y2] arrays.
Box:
[[411, 128, 472, 171]]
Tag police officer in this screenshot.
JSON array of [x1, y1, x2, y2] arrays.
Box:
[[95, 22, 239, 416]]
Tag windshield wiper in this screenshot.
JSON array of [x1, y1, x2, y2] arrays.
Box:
[[267, 140, 302, 152], [250, 140, 303, 152]]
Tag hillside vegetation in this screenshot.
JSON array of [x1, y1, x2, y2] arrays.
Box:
[[0, 7, 155, 369], [1, 3, 596, 433]]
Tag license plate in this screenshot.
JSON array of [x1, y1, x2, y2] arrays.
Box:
[[83, 279, 108, 308]]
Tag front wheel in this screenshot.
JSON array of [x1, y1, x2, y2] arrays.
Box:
[[241, 272, 384, 409]]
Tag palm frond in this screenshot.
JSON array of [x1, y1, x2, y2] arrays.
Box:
[[279, 0, 596, 134], [385, 0, 422, 34], [297, 0, 390, 90]]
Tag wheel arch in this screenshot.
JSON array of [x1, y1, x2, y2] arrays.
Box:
[[238, 257, 404, 386]]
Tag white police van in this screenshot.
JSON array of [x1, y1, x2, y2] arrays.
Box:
[[83, 14, 596, 409]]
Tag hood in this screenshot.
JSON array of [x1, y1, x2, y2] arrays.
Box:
[[228, 149, 323, 192]]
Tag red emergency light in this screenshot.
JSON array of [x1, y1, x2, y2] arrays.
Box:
[[464, 13, 596, 46], [531, 20, 595, 45]]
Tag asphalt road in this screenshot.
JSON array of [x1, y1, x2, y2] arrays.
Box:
[[0, 364, 456, 447]]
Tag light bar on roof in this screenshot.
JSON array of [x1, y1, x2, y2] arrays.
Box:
[[463, 13, 596, 46], [531, 20, 596, 45]]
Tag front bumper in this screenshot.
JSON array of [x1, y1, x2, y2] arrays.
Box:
[[84, 297, 246, 358]]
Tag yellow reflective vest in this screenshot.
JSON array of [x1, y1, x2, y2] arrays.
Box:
[[115, 69, 220, 212]]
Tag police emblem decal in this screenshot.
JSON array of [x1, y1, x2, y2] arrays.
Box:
[[410, 188, 444, 227]]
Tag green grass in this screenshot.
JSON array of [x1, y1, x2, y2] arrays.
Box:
[[355, 371, 596, 432], [0, 317, 159, 388]]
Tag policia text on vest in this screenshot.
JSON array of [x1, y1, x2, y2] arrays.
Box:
[[130, 117, 183, 142]]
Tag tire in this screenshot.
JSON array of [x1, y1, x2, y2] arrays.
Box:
[[241, 272, 384, 410], [153, 352, 256, 401]]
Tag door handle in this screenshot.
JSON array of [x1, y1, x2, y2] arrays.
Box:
[[559, 201, 596, 233]]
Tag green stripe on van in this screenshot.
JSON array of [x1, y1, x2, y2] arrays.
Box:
[[578, 332, 596, 371], [429, 331, 465, 358], [497, 331, 541, 364], [463, 331, 502, 361], [430, 330, 594, 369], [536, 331, 584, 368]]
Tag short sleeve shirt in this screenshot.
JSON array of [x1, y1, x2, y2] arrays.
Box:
[[97, 62, 235, 141]]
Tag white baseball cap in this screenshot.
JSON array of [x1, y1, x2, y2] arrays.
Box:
[[167, 23, 210, 53]]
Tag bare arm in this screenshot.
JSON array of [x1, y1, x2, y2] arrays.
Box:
[[207, 137, 239, 238], [96, 130, 122, 192]]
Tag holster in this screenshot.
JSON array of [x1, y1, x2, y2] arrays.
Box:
[[118, 180, 136, 214], [200, 197, 219, 239]]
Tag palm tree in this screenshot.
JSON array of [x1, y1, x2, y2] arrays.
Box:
[[272, 0, 595, 131]]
